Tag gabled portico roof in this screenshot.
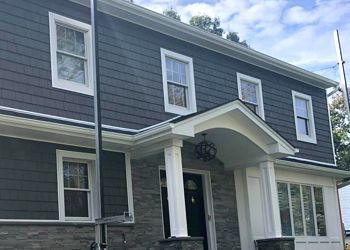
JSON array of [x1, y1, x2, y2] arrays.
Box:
[[133, 100, 298, 163]]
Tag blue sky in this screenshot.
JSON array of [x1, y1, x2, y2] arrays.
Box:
[[134, 0, 350, 82]]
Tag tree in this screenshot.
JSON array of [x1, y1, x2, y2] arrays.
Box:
[[226, 32, 249, 47], [189, 15, 224, 36], [163, 8, 181, 21], [330, 89, 350, 170]]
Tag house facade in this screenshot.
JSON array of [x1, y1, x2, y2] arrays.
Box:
[[0, 0, 348, 249]]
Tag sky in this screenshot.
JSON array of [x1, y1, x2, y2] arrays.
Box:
[[134, 0, 350, 82]]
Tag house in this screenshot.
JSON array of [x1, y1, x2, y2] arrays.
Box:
[[0, 0, 348, 249]]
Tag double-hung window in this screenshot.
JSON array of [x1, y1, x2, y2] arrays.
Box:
[[49, 13, 93, 95], [57, 150, 95, 221], [277, 182, 327, 237], [161, 48, 197, 115], [237, 73, 265, 119], [292, 91, 317, 143]]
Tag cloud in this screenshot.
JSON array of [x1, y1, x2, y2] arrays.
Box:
[[133, 0, 350, 80]]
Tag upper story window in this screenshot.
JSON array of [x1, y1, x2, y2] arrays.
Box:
[[237, 73, 265, 119], [160, 48, 197, 115], [292, 91, 317, 144], [57, 150, 95, 221], [277, 182, 327, 237], [49, 13, 94, 96]]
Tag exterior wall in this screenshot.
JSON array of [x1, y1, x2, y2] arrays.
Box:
[[235, 164, 343, 250], [0, 141, 240, 249], [0, 0, 334, 164], [0, 136, 128, 220]]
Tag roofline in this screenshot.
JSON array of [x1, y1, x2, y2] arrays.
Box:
[[276, 159, 350, 179], [71, 0, 338, 89]]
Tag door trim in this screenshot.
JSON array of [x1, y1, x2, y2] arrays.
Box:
[[159, 166, 217, 250]]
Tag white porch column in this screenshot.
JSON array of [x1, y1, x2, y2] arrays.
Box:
[[259, 161, 282, 238], [164, 140, 188, 237]]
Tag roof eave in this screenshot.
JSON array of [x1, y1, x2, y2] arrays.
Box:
[[71, 0, 339, 90]]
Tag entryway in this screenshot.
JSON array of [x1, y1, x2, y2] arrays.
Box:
[[160, 169, 215, 250]]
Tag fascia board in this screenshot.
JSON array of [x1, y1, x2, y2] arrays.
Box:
[[70, 0, 338, 89]]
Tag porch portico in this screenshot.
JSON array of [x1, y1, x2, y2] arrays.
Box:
[[131, 100, 297, 249]]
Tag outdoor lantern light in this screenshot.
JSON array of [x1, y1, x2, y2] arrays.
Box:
[[195, 133, 217, 162]]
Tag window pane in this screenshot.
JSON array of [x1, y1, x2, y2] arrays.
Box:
[[302, 185, 316, 236], [166, 58, 187, 85], [314, 187, 327, 236], [57, 25, 85, 56], [297, 117, 309, 135], [63, 161, 89, 189], [296, 97, 308, 118], [290, 184, 304, 236], [64, 190, 88, 217], [240, 80, 257, 104], [168, 83, 187, 107], [57, 53, 85, 84], [277, 182, 292, 236]]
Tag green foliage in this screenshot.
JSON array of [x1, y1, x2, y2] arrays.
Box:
[[189, 15, 224, 36], [226, 32, 249, 47], [330, 90, 350, 170], [163, 8, 181, 21]]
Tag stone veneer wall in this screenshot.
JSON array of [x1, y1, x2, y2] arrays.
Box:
[[0, 143, 240, 249]]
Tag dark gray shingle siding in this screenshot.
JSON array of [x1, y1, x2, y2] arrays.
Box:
[[0, 0, 334, 163], [0, 136, 128, 220]]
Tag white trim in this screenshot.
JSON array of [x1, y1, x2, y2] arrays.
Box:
[[124, 152, 135, 223], [56, 150, 96, 222], [292, 91, 317, 144], [49, 12, 94, 96], [160, 48, 197, 115], [0, 104, 180, 134], [70, 0, 338, 89], [237, 72, 265, 120], [286, 156, 335, 167], [326, 95, 337, 165], [159, 166, 217, 250]]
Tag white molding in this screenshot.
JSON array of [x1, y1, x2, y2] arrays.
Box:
[[160, 48, 197, 115], [56, 150, 95, 222], [326, 96, 337, 165], [124, 152, 135, 223], [286, 156, 335, 167], [69, 0, 338, 90], [237, 72, 265, 120], [292, 90, 317, 144], [49, 12, 94, 96]]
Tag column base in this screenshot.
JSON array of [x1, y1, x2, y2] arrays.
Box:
[[255, 237, 295, 250], [159, 237, 204, 250]]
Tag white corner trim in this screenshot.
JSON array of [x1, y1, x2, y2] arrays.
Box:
[[292, 90, 317, 144], [49, 12, 94, 96], [125, 152, 135, 223], [236, 72, 265, 120], [326, 96, 337, 165], [160, 48, 197, 115]]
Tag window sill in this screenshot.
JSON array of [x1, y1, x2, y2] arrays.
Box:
[[165, 104, 196, 116], [0, 219, 135, 227], [52, 80, 94, 96], [296, 134, 317, 144]]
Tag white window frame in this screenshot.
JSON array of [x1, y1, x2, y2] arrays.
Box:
[[56, 150, 96, 222], [160, 48, 197, 115], [49, 12, 94, 96], [236, 72, 265, 119], [277, 181, 327, 237], [292, 91, 317, 144]]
